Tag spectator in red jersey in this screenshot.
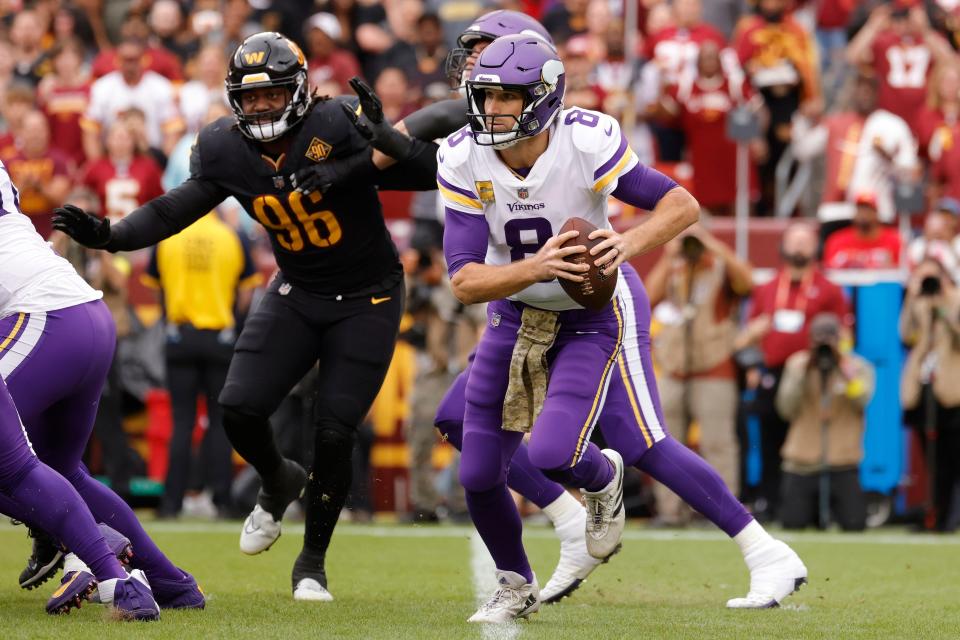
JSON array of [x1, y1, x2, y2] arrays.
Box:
[[917, 63, 960, 158], [542, 0, 589, 42], [0, 84, 35, 160], [305, 12, 362, 95], [660, 41, 765, 215], [823, 192, 903, 269], [846, 1, 957, 136], [36, 38, 91, 171], [80, 120, 165, 221], [10, 10, 50, 88], [735, 0, 821, 215], [82, 37, 184, 162], [562, 36, 605, 111], [644, 0, 726, 162], [179, 45, 229, 136], [3, 110, 71, 238], [792, 73, 917, 234], [736, 222, 852, 521], [90, 14, 184, 83]]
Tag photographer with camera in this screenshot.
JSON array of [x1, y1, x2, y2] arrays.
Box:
[[647, 223, 753, 526], [900, 257, 960, 531], [775, 313, 875, 531]]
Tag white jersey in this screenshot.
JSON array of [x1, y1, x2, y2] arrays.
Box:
[[0, 163, 101, 319], [438, 108, 638, 311], [84, 70, 182, 149]]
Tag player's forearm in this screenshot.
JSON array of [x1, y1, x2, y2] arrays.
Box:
[[401, 98, 469, 142], [449, 260, 539, 305], [622, 188, 700, 260], [106, 178, 226, 251]]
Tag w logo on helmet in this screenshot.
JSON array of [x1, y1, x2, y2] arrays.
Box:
[[243, 51, 266, 65]]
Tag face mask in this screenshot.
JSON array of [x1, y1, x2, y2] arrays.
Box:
[[760, 9, 785, 23], [784, 253, 811, 268]]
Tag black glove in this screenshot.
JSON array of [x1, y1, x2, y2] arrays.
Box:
[[51, 204, 112, 249], [289, 147, 375, 196], [340, 76, 416, 160]]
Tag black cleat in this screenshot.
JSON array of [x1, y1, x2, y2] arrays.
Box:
[[19, 528, 65, 590]]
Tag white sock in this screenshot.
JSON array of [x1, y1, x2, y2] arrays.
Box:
[[63, 552, 90, 575], [542, 491, 584, 538], [732, 519, 774, 558], [97, 578, 119, 604]]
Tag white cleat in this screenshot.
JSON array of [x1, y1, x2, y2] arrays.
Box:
[[293, 578, 334, 602], [240, 505, 282, 555], [726, 540, 808, 609], [541, 509, 605, 604], [581, 449, 625, 560], [467, 571, 540, 624]]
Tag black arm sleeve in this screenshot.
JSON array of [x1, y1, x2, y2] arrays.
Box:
[[106, 178, 230, 252], [375, 139, 439, 192], [401, 98, 469, 141]]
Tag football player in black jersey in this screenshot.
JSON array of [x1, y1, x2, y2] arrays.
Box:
[[53, 31, 438, 601]]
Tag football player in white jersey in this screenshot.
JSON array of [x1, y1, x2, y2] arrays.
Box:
[[438, 34, 701, 623], [0, 162, 200, 617]]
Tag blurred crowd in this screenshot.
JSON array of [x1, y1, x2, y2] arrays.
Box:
[[0, 0, 958, 532]]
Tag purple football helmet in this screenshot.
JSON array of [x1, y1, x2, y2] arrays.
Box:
[[445, 10, 554, 87], [466, 34, 565, 149]]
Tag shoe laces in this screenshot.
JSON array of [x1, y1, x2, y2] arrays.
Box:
[[585, 496, 608, 532], [480, 586, 523, 612]]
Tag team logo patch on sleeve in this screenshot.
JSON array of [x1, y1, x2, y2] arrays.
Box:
[[306, 137, 333, 163], [475, 180, 496, 204]]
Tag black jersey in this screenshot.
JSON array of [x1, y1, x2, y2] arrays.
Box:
[[190, 96, 412, 296]]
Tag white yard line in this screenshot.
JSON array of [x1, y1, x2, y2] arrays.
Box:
[[470, 531, 521, 640], [94, 520, 960, 546]]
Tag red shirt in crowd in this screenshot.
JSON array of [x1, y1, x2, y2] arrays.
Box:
[[645, 25, 726, 87], [80, 156, 165, 220], [871, 30, 937, 132], [0, 133, 17, 160], [670, 70, 757, 209], [2, 149, 71, 238], [749, 269, 851, 369], [37, 83, 91, 170], [91, 47, 183, 82], [819, 112, 865, 205], [308, 51, 361, 94], [930, 120, 960, 200], [823, 226, 902, 269]]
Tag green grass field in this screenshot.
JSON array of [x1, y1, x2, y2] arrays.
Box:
[[0, 519, 957, 639]]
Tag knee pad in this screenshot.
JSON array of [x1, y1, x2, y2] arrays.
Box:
[[526, 429, 575, 474], [314, 419, 356, 449], [222, 405, 269, 433], [458, 431, 507, 494]]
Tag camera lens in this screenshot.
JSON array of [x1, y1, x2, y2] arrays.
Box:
[[920, 276, 942, 296]]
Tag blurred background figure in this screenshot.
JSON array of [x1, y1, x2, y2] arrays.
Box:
[[647, 223, 752, 526], [776, 312, 875, 531], [36, 37, 91, 172], [144, 211, 262, 519], [305, 12, 361, 95], [178, 45, 229, 136], [900, 258, 960, 532], [906, 198, 960, 281], [736, 223, 851, 522], [822, 192, 902, 269]]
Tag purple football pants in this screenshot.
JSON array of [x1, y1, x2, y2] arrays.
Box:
[[0, 301, 183, 583], [436, 265, 754, 552]]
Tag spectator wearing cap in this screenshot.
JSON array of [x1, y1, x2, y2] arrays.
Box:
[[792, 74, 918, 233], [562, 36, 605, 111], [775, 312, 875, 531], [305, 12, 362, 95], [823, 193, 902, 269], [846, 1, 958, 137], [907, 198, 960, 281]]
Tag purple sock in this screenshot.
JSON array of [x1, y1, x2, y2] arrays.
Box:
[[543, 443, 613, 492], [1, 461, 126, 581], [506, 443, 565, 509], [637, 437, 753, 537], [465, 485, 533, 582], [65, 467, 184, 582]]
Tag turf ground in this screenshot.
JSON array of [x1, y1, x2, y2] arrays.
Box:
[[0, 519, 957, 640]]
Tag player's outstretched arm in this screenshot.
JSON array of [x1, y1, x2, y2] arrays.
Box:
[[53, 178, 229, 252]]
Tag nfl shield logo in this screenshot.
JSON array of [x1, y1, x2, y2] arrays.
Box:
[[518, 187, 528, 199]]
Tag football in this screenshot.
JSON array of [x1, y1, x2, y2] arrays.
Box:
[[557, 217, 618, 311]]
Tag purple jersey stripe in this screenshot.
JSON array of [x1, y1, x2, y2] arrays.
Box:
[[593, 133, 628, 181], [437, 174, 479, 201]]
